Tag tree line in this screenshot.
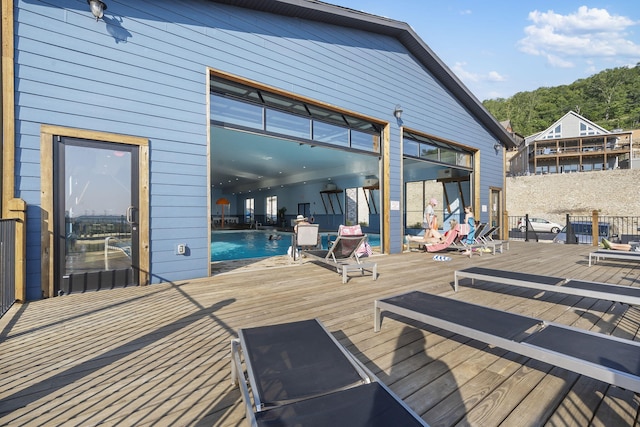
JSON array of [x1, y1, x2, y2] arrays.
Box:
[[482, 64, 640, 137]]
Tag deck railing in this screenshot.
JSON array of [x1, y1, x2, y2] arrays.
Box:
[[0, 219, 17, 318], [508, 213, 640, 245]]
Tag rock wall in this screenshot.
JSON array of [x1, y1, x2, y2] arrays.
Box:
[[506, 169, 640, 224]]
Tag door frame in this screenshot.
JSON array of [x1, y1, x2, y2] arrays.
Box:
[[41, 125, 149, 298]]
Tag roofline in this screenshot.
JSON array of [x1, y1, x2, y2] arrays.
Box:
[[210, 0, 516, 149]]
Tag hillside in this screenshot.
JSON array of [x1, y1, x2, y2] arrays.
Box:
[[483, 64, 640, 137]]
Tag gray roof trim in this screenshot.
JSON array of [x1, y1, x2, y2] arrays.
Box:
[[210, 0, 516, 149]]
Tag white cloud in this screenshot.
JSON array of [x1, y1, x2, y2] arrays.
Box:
[[487, 71, 506, 82], [546, 54, 574, 68], [518, 6, 640, 67], [452, 62, 506, 83]]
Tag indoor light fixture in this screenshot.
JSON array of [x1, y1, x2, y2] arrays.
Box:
[[87, 0, 107, 21]]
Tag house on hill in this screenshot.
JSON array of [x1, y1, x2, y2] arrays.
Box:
[[509, 111, 638, 176], [1, 0, 514, 301]]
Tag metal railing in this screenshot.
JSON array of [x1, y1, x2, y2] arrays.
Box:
[[508, 213, 640, 245], [0, 219, 17, 318]]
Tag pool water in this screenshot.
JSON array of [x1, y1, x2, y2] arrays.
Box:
[[211, 230, 380, 261]]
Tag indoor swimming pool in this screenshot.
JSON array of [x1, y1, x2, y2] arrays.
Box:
[[211, 230, 380, 261]]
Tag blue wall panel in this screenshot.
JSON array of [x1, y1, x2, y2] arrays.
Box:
[[14, 0, 505, 297]]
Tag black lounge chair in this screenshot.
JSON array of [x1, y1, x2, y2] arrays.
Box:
[[454, 267, 640, 306], [374, 291, 640, 393], [589, 249, 640, 266], [302, 235, 377, 283], [231, 319, 428, 426]]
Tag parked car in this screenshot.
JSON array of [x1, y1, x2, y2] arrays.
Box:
[[517, 217, 563, 234], [552, 221, 620, 244]]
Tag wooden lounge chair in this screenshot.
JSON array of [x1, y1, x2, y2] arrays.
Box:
[[374, 291, 640, 394], [231, 319, 428, 427], [589, 249, 640, 267], [454, 267, 640, 306], [302, 234, 377, 283]]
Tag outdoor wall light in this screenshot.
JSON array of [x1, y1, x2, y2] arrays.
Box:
[[87, 0, 107, 21], [493, 142, 502, 153], [393, 104, 403, 121]]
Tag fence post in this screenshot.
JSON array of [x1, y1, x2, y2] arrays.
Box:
[[566, 213, 575, 244], [503, 210, 508, 241], [7, 198, 26, 303], [592, 210, 599, 247]]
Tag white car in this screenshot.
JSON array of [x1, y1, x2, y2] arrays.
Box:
[[518, 217, 563, 234]]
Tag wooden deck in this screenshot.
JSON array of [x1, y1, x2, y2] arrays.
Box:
[[2, 242, 640, 426]]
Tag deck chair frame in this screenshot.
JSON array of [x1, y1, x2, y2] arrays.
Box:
[[374, 291, 640, 394], [476, 226, 508, 253], [589, 249, 640, 266], [302, 235, 377, 283], [231, 318, 428, 427], [454, 267, 640, 306], [290, 224, 320, 261]]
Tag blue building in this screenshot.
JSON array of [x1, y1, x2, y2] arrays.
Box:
[[1, 0, 514, 300]]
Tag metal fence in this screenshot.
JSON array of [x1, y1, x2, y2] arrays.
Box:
[[508, 214, 640, 244], [0, 219, 17, 318]]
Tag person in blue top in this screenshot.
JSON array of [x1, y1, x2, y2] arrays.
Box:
[[462, 205, 475, 256]]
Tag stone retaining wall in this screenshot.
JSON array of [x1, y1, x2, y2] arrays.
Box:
[[506, 169, 640, 224]]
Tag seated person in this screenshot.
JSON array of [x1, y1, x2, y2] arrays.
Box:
[[443, 219, 458, 238], [406, 219, 457, 244], [602, 238, 640, 252]]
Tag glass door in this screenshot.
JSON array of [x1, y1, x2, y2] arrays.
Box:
[[55, 137, 139, 294]]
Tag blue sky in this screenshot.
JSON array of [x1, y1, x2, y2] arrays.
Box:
[[331, 1, 640, 101]]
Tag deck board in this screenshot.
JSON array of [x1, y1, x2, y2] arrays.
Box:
[[1, 242, 640, 426]]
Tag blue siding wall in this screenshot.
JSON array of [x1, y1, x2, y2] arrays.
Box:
[[15, 0, 504, 298]]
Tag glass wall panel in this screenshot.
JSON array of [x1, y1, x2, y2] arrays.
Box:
[[420, 144, 439, 161], [266, 109, 311, 139], [351, 130, 379, 152], [211, 94, 263, 129], [313, 121, 349, 146]]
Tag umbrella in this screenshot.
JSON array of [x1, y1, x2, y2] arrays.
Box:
[[216, 197, 230, 228]]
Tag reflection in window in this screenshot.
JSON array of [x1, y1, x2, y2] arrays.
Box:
[[351, 130, 379, 151], [266, 109, 310, 139], [403, 133, 472, 169], [210, 75, 381, 153], [313, 121, 349, 146], [211, 94, 263, 129], [420, 145, 438, 161], [404, 140, 419, 157]]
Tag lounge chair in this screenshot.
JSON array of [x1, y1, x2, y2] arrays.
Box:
[[338, 224, 373, 257], [454, 266, 640, 306], [231, 319, 428, 427], [302, 234, 377, 283], [424, 228, 459, 253], [374, 291, 640, 393], [589, 249, 640, 267], [290, 224, 320, 261], [476, 226, 508, 253], [452, 223, 492, 256]]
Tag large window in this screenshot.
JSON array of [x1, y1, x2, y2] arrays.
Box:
[[543, 124, 562, 139], [245, 198, 255, 224], [210, 75, 381, 153], [403, 131, 472, 168], [266, 196, 277, 225]]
